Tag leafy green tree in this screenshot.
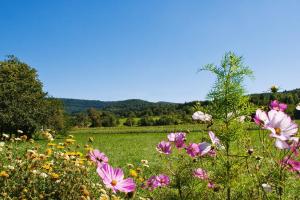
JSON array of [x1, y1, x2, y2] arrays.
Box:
[[138, 116, 155, 126], [123, 117, 136, 126], [0, 56, 48, 137], [72, 112, 91, 127], [101, 112, 119, 127], [87, 108, 102, 127], [43, 98, 68, 134]]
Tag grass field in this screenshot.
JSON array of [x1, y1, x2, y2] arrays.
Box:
[[57, 121, 297, 167], [68, 124, 209, 167]]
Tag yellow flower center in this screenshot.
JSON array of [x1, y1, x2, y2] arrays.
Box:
[[275, 128, 281, 135], [111, 180, 117, 186]]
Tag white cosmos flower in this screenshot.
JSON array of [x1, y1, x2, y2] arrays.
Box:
[[192, 111, 212, 122]]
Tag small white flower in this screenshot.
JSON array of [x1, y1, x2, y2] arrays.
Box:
[[0, 142, 5, 147], [40, 172, 48, 178], [14, 137, 21, 141], [141, 160, 148, 165], [239, 115, 246, 122], [4, 165, 15, 170], [2, 134, 9, 138], [55, 179, 61, 183], [262, 183, 272, 193], [17, 130, 23, 134], [31, 170, 40, 174]]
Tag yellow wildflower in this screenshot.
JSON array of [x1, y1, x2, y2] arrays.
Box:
[[112, 195, 121, 200], [129, 169, 138, 178], [46, 149, 52, 156], [50, 173, 59, 180], [56, 145, 65, 149], [0, 171, 9, 178], [99, 194, 109, 200], [139, 177, 144, 182], [47, 143, 56, 147], [65, 139, 76, 144], [42, 163, 52, 171], [84, 147, 93, 152]]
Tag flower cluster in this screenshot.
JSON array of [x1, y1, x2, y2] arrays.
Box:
[[144, 174, 170, 190], [89, 149, 136, 194], [0, 134, 107, 199]]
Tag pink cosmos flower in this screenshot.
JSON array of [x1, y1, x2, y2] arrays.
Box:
[[167, 133, 176, 142], [156, 174, 170, 187], [186, 143, 200, 157], [97, 164, 136, 193], [254, 109, 298, 149], [290, 137, 300, 156], [89, 149, 109, 167], [281, 157, 300, 172], [253, 109, 269, 126], [207, 181, 215, 189], [167, 132, 186, 149], [156, 141, 172, 154], [193, 168, 208, 180], [266, 110, 298, 149], [270, 100, 287, 112], [198, 131, 221, 156], [145, 174, 170, 190], [174, 132, 186, 149]]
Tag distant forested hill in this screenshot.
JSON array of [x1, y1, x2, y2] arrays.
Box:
[[59, 98, 193, 117], [59, 88, 300, 118]]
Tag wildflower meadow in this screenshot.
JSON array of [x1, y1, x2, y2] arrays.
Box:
[[1, 53, 300, 200]]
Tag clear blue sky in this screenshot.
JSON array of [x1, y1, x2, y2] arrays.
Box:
[[1, 0, 300, 103]]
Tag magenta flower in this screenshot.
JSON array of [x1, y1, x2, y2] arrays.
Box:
[[97, 164, 136, 193], [89, 149, 108, 167], [186, 143, 200, 157], [145, 174, 170, 190], [253, 109, 269, 126], [167, 132, 186, 149], [290, 137, 300, 156], [156, 174, 170, 187], [270, 100, 287, 112], [174, 132, 186, 149], [207, 181, 216, 189], [156, 141, 172, 154], [199, 131, 221, 156], [193, 168, 208, 180], [281, 157, 300, 172]]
